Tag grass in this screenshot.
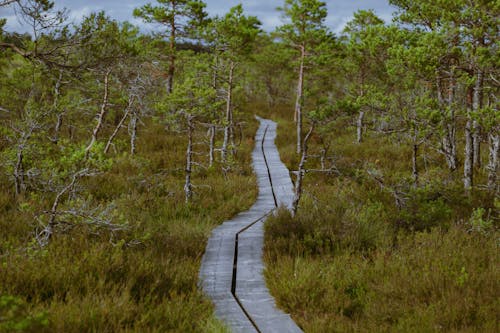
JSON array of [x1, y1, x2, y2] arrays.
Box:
[[0, 116, 258, 332], [263, 104, 499, 332]]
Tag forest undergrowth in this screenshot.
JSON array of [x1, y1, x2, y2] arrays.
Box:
[[264, 105, 499, 332], [1, 0, 498, 332], [0, 117, 258, 332]]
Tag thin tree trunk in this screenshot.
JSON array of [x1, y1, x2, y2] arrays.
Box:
[[222, 61, 235, 162], [209, 124, 215, 167], [52, 111, 65, 144], [85, 70, 111, 159], [104, 97, 133, 154], [212, 54, 218, 90], [487, 131, 499, 191], [185, 115, 194, 203], [13, 128, 33, 196], [295, 44, 305, 154], [292, 123, 314, 216], [37, 172, 80, 247], [412, 142, 419, 188], [51, 70, 64, 144], [320, 147, 327, 170], [437, 74, 457, 170], [167, 17, 176, 94], [473, 70, 483, 169], [14, 144, 25, 196], [464, 88, 474, 191], [129, 112, 138, 155], [473, 120, 481, 168], [357, 110, 365, 144]]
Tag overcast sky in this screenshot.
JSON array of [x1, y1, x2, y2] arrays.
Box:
[[1, 0, 395, 34]]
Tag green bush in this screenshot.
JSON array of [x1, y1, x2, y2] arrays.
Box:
[[0, 295, 48, 332]]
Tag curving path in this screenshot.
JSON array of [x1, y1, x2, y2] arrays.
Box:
[[199, 117, 302, 333]]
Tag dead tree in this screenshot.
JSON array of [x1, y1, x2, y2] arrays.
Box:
[[10, 117, 39, 196], [292, 123, 314, 215], [184, 115, 194, 203], [36, 169, 85, 247], [35, 168, 125, 247], [49, 68, 73, 144], [129, 111, 138, 155], [436, 73, 458, 171], [295, 44, 305, 154], [464, 86, 474, 191], [472, 70, 484, 169], [221, 61, 235, 163], [104, 96, 134, 154], [209, 125, 216, 167], [85, 69, 111, 159], [487, 129, 499, 192]]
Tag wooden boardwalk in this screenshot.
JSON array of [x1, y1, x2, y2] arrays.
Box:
[[199, 117, 302, 333]]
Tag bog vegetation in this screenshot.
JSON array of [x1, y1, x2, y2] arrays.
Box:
[[0, 0, 498, 332]]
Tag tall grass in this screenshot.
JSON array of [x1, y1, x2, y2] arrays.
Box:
[[0, 118, 258, 332], [264, 104, 499, 332]]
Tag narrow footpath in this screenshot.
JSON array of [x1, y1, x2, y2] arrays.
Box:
[[199, 117, 302, 333]]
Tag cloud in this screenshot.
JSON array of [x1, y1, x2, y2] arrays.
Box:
[[2, 14, 23, 33], [1, 0, 395, 34], [68, 6, 96, 23]]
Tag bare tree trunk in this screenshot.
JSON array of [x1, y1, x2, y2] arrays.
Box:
[[412, 142, 419, 188], [473, 70, 483, 169], [357, 110, 365, 144], [295, 45, 305, 154], [209, 124, 215, 167], [437, 74, 458, 170], [52, 111, 65, 144], [37, 172, 81, 247], [85, 70, 111, 159], [104, 97, 133, 154], [473, 120, 481, 168], [184, 115, 194, 203], [51, 70, 64, 144], [222, 61, 235, 162], [487, 131, 499, 191], [167, 17, 176, 94], [212, 54, 218, 90], [292, 124, 314, 216], [13, 128, 34, 196], [14, 144, 25, 196], [129, 111, 138, 155], [320, 146, 327, 170], [464, 88, 474, 191]]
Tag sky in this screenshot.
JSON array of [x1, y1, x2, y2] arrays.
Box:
[[1, 0, 396, 35]]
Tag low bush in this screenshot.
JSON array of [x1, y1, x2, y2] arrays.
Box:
[[264, 107, 499, 332]]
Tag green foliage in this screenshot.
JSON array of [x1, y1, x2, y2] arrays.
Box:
[[266, 226, 499, 332], [206, 4, 261, 61], [266, 97, 498, 331], [277, 0, 328, 44], [399, 185, 453, 231], [76, 12, 141, 67], [1, 0, 498, 331], [0, 119, 257, 331], [0, 295, 48, 332], [133, 0, 208, 41], [468, 207, 494, 235]]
